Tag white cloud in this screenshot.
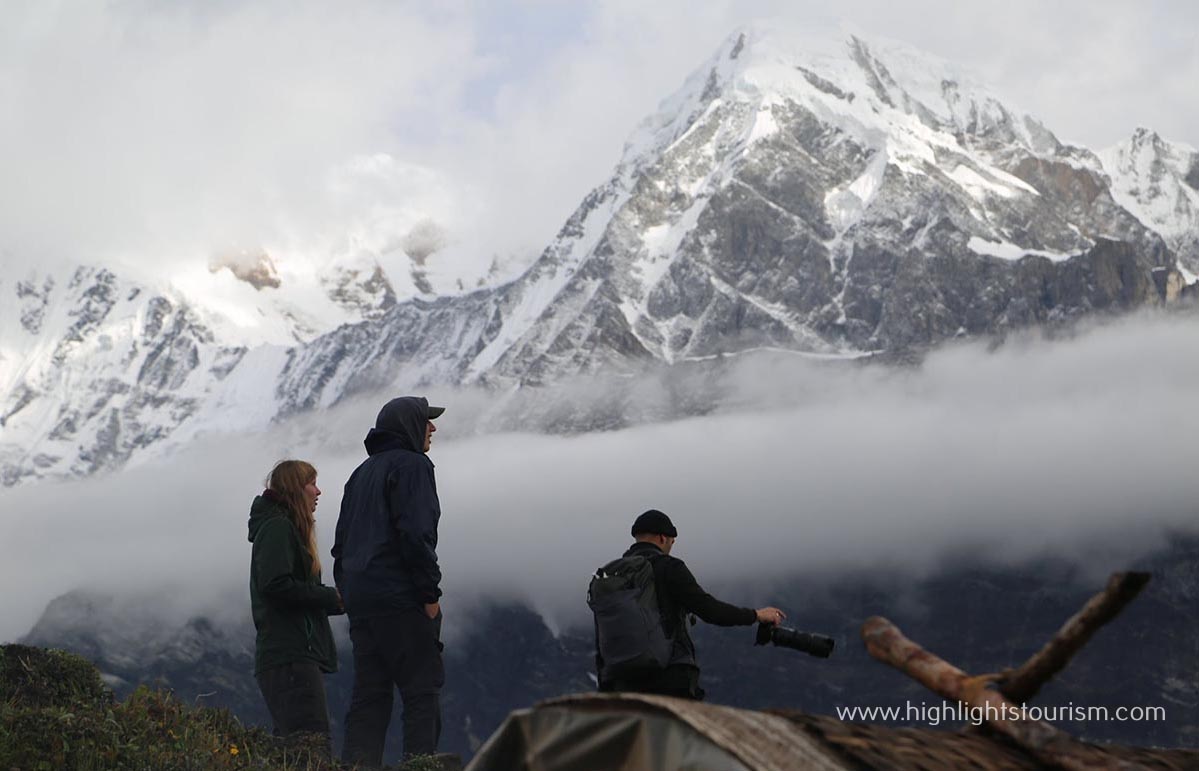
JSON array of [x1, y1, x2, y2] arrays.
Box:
[[2, 311, 1196, 642], [1, 1, 1194, 277], [0, 1, 484, 266]]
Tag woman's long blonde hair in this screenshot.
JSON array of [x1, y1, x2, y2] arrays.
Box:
[[267, 460, 322, 576]]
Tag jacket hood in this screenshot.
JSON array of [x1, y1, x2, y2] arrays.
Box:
[[365, 396, 432, 456], [247, 490, 289, 543]]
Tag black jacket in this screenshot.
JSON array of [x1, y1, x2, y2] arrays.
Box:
[[597, 541, 756, 693], [332, 397, 442, 616]]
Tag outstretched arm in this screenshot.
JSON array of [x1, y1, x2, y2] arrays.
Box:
[[663, 560, 757, 626]]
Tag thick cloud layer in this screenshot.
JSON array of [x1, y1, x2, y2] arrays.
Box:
[[2, 311, 1196, 642]]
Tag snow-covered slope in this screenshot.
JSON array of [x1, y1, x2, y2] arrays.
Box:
[[0, 267, 241, 484], [2, 25, 1193, 486]]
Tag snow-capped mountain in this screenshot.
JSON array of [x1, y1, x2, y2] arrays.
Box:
[[1100, 128, 1199, 280], [273, 24, 1187, 404], [3, 24, 1196, 486], [0, 221, 488, 484]]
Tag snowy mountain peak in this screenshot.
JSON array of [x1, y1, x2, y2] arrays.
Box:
[[1125, 126, 1197, 161], [1100, 130, 1199, 276], [1116, 127, 1198, 175], [622, 24, 1061, 182], [1130, 126, 1166, 149]]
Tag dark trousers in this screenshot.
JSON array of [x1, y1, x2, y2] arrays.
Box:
[[606, 664, 704, 701], [256, 659, 331, 748], [342, 609, 444, 766]]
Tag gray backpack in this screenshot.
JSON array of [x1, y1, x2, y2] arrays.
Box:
[[588, 554, 672, 679]]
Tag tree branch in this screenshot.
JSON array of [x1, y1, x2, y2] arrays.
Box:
[[999, 572, 1150, 704], [861, 616, 1131, 771]]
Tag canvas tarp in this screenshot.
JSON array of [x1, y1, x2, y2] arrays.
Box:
[[465, 693, 847, 771]]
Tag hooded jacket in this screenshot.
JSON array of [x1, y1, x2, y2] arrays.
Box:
[[247, 492, 341, 675], [332, 396, 443, 617]]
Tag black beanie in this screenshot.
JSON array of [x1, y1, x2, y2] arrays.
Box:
[[631, 509, 677, 538]]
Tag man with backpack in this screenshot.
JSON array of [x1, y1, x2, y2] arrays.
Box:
[[589, 509, 787, 700]]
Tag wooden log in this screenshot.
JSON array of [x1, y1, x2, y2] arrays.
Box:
[[861, 616, 1139, 771], [999, 572, 1150, 704]]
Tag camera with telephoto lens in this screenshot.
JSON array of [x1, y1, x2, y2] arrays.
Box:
[[754, 622, 835, 658]]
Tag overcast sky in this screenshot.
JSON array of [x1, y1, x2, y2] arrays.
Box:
[[2, 311, 1196, 642], [1, 0, 1196, 274]]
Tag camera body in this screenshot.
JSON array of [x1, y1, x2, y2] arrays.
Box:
[[754, 622, 835, 658]]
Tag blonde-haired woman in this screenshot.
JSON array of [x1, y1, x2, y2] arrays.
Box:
[[248, 460, 342, 748]]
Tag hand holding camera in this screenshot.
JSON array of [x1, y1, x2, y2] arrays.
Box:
[[755, 606, 787, 624]]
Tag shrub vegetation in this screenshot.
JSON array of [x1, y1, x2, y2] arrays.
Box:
[[0, 645, 445, 771]]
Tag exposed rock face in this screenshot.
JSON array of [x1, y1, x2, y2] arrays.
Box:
[[209, 250, 281, 290], [323, 261, 397, 319]]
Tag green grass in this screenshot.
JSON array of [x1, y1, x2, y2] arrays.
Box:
[[0, 644, 448, 771]]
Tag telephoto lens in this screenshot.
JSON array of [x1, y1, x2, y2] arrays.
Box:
[[754, 622, 835, 658]]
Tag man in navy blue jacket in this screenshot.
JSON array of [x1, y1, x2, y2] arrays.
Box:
[[333, 396, 446, 765]]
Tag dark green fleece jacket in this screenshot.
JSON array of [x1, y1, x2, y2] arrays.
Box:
[[248, 492, 341, 675]]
